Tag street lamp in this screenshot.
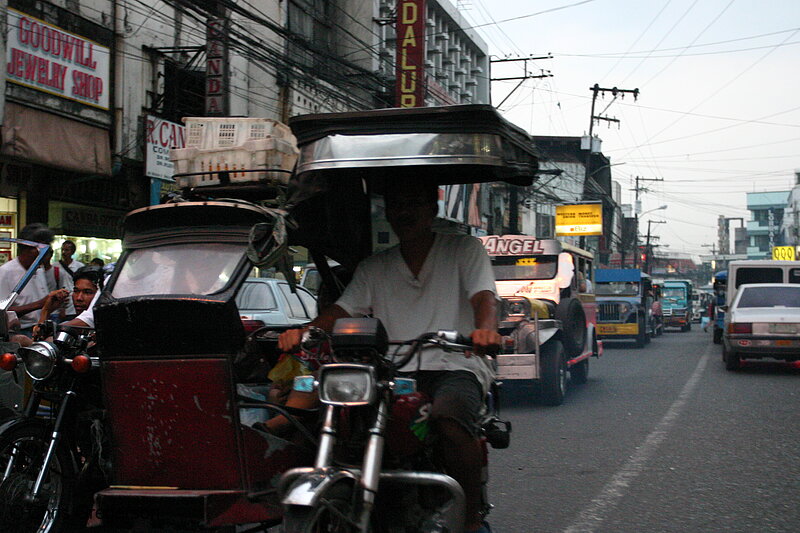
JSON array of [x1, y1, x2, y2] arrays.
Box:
[[634, 205, 667, 268]]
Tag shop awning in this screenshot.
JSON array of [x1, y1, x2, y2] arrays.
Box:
[[1, 102, 111, 175]]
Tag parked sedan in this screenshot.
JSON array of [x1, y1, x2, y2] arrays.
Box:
[[235, 277, 317, 330], [723, 283, 800, 370]]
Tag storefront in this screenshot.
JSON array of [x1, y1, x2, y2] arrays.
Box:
[[0, 3, 138, 251]]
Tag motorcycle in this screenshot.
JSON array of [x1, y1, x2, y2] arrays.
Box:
[[279, 317, 510, 532], [0, 323, 106, 532]]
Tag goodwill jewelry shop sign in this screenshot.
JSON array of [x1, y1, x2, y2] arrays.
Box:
[[5, 8, 110, 110]]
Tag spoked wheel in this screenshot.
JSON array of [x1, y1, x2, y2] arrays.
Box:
[[0, 424, 75, 533], [282, 483, 359, 533]]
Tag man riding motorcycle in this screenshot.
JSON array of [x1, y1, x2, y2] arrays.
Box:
[[279, 179, 501, 533]]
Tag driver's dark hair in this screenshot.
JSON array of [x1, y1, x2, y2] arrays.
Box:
[[73, 265, 104, 290], [18, 223, 54, 251]]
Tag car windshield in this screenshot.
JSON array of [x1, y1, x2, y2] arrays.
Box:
[[236, 281, 278, 310], [112, 243, 243, 297], [491, 255, 557, 281], [596, 281, 640, 296], [737, 286, 800, 308]]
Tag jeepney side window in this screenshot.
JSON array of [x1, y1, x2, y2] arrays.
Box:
[[789, 268, 800, 284]]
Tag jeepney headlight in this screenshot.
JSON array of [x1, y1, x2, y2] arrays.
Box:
[[319, 364, 376, 406], [502, 297, 531, 319], [19, 342, 58, 381]]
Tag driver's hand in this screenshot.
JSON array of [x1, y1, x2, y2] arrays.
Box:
[[278, 327, 307, 353], [470, 328, 501, 356]]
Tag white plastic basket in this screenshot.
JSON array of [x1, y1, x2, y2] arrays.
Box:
[[171, 137, 298, 188], [183, 117, 296, 150]]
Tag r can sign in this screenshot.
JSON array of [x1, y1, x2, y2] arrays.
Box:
[[555, 203, 603, 236], [772, 246, 796, 261], [145, 115, 186, 180]]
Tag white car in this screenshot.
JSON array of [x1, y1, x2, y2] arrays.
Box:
[[723, 283, 800, 370]]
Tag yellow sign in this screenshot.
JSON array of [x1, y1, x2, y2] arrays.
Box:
[[516, 258, 538, 265], [555, 203, 603, 236], [772, 246, 796, 261]]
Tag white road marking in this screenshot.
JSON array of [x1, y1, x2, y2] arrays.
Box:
[[563, 345, 711, 533]]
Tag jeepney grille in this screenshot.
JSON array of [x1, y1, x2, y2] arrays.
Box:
[[599, 303, 621, 322], [663, 308, 673, 317]]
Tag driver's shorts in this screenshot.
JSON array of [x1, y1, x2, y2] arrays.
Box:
[[403, 370, 483, 438]]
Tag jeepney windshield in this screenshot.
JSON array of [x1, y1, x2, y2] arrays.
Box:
[[596, 281, 640, 296], [112, 243, 244, 297], [490, 255, 558, 281], [662, 287, 687, 303]]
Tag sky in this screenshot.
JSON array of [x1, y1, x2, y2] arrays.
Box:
[[460, 0, 800, 257]]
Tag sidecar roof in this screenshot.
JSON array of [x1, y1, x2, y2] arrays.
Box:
[[289, 105, 538, 187], [121, 201, 273, 248]]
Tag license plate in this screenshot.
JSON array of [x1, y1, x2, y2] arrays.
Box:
[[597, 325, 617, 334], [771, 324, 798, 334]]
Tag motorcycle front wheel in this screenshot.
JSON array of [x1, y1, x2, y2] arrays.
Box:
[[0, 424, 76, 533], [282, 482, 359, 533]]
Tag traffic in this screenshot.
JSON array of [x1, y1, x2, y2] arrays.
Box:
[[0, 106, 797, 533]]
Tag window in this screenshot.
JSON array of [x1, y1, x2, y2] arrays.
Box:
[[278, 283, 313, 319], [737, 286, 800, 308], [735, 268, 782, 288], [236, 282, 278, 311], [112, 244, 242, 297]]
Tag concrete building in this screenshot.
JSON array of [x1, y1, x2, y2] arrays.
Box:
[[781, 170, 800, 247], [746, 190, 790, 259]]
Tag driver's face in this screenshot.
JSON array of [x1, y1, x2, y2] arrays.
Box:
[[385, 191, 437, 240]]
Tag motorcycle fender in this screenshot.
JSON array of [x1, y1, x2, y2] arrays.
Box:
[[282, 468, 357, 507], [0, 417, 80, 475]]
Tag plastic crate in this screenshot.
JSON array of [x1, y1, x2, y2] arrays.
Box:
[[171, 137, 298, 188], [183, 117, 295, 150]]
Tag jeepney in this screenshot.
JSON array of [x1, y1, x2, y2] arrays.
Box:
[[481, 235, 600, 406], [594, 268, 657, 348]]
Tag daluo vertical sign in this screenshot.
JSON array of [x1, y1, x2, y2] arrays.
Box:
[[395, 0, 426, 107]]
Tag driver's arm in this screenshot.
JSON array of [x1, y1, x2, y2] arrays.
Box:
[[277, 303, 351, 353], [469, 290, 501, 352]]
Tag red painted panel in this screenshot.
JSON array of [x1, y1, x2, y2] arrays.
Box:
[[103, 358, 243, 489]]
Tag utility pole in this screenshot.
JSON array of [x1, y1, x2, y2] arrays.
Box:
[[644, 220, 665, 274], [631, 176, 663, 268], [490, 55, 553, 108], [585, 84, 639, 181]]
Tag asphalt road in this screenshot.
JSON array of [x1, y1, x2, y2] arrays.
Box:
[[488, 326, 800, 533]]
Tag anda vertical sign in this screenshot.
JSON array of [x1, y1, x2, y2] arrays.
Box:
[[395, 0, 426, 107], [206, 16, 229, 116]]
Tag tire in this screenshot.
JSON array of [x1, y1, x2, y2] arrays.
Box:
[[540, 340, 567, 406], [634, 316, 647, 348], [555, 298, 586, 357], [0, 423, 75, 533], [713, 328, 722, 344], [724, 345, 740, 371], [570, 358, 588, 385], [282, 482, 358, 533]]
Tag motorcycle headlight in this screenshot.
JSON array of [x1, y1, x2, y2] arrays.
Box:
[[318, 364, 376, 406], [19, 342, 58, 381]]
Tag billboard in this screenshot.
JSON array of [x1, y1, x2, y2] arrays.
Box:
[[555, 203, 603, 236], [145, 115, 186, 181]]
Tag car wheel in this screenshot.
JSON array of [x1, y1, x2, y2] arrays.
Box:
[[724, 345, 740, 371], [555, 298, 586, 357], [635, 315, 647, 348], [540, 340, 566, 406], [570, 358, 588, 385]]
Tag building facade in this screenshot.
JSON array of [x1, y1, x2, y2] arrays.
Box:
[[746, 190, 790, 259]]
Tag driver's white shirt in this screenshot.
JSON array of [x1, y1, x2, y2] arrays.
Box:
[[0, 258, 50, 329], [336, 233, 497, 392]]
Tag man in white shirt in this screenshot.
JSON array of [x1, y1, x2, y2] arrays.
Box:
[[58, 240, 85, 316], [279, 180, 500, 533], [0, 223, 55, 336]]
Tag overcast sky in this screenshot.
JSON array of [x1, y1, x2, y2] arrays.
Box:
[[462, 0, 800, 256]]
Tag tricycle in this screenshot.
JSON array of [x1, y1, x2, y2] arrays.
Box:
[[7, 104, 536, 532]]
